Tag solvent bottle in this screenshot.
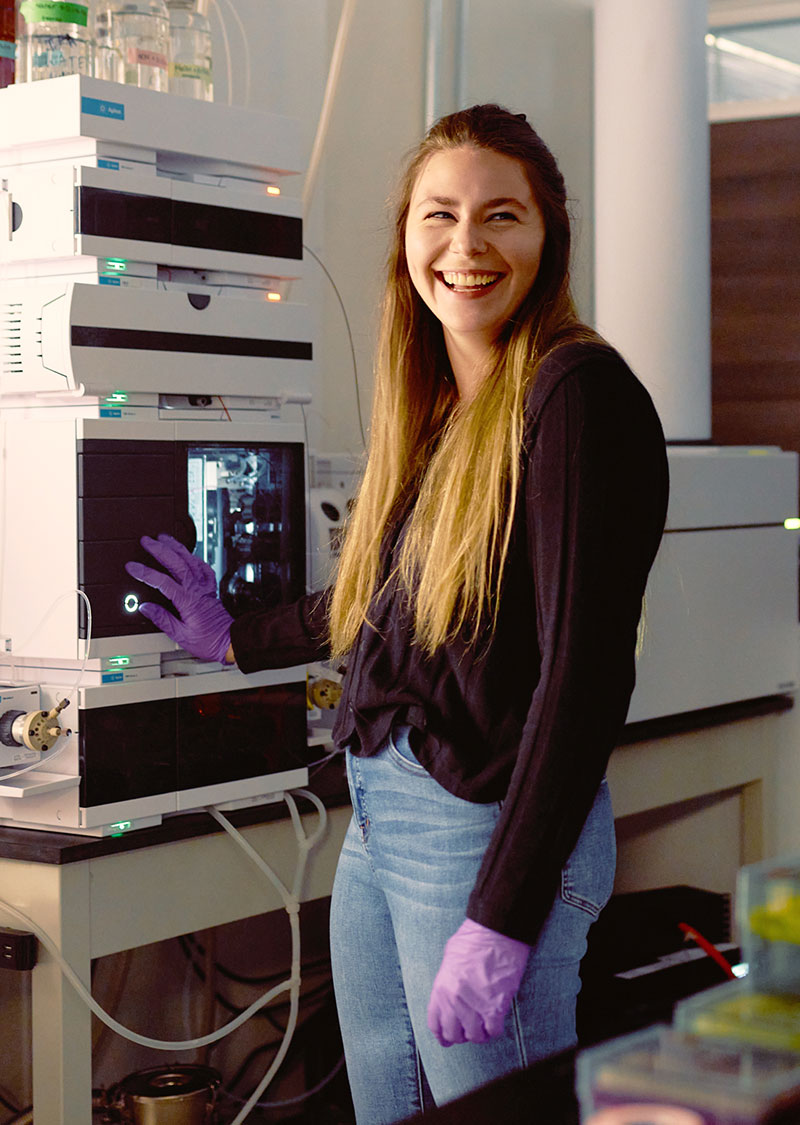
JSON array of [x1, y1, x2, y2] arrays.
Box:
[[96, 0, 169, 91], [166, 0, 211, 101], [1, 0, 14, 86], [16, 0, 95, 82]]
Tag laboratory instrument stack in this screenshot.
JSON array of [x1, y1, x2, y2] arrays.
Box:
[[0, 74, 315, 835], [577, 855, 800, 1123]]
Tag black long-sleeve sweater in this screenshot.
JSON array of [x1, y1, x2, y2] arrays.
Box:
[[231, 341, 669, 946]]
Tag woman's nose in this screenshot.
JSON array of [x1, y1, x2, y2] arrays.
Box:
[[449, 220, 486, 257]]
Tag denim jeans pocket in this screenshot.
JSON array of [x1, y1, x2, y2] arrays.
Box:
[[386, 723, 431, 777], [560, 779, 616, 918]]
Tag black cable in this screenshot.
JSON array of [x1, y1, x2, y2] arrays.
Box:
[[176, 931, 333, 1003], [181, 932, 332, 987], [2, 1109, 32, 1125], [176, 936, 334, 1029], [224, 989, 341, 1094], [0, 1087, 22, 1114], [303, 242, 367, 447]]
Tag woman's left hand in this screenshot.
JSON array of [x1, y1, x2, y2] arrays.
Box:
[[427, 918, 530, 1047]]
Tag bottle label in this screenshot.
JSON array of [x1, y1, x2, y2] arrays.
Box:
[[126, 47, 168, 71], [170, 62, 211, 82], [19, 1, 89, 27], [0, 40, 14, 60]]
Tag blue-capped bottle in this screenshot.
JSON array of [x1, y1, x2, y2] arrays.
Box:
[[16, 0, 95, 81]]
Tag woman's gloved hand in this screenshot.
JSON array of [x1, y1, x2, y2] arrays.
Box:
[[124, 534, 233, 664], [427, 918, 530, 1047]]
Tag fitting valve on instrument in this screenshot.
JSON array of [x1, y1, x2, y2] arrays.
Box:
[[0, 698, 72, 754]]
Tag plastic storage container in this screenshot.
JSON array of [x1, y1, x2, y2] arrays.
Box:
[[674, 979, 800, 1054], [166, 0, 211, 100], [577, 1024, 800, 1124], [16, 0, 94, 81], [736, 854, 800, 993]]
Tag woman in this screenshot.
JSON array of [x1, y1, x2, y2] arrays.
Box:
[[127, 105, 669, 1123]]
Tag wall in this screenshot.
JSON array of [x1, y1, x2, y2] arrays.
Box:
[[219, 0, 595, 460]]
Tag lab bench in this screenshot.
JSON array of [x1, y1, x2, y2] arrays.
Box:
[[0, 789, 351, 1124]]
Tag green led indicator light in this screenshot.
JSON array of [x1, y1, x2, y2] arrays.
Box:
[[109, 656, 130, 667], [785, 518, 800, 531], [104, 258, 128, 272], [105, 391, 129, 403], [110, 821, 132, 835]]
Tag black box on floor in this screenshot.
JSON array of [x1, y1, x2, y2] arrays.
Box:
[[578, 884, 736, 1045]]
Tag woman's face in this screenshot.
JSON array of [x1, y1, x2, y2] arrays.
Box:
[[404, 145, 546, 358]]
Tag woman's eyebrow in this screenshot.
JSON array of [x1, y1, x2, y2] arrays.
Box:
[[415, 195, 529, 210]]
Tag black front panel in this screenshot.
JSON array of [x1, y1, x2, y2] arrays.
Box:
[[77, 439, 179, 639], [77, 186, 171, 245], [172, 199, 302, 259], [80, 697, 177, 808], [71, 326, 313, 361], [78, 437, 306, 640], [176, 682, 307, 792], [78, 451, 174, 497], [77, 185, 303, 261]]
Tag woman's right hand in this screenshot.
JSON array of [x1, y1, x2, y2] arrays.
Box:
[[125, 534, 234, 664]]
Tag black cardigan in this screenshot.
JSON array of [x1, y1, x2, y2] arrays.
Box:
[[231, 341, 669, 945]]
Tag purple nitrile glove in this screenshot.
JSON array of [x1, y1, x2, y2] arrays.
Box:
[[124, 533, 233, 664], [427, 918, 531, 1047]]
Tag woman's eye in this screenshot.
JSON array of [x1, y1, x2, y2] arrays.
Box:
[[426, 211, 455, 221], [488, 211, 518, 222]]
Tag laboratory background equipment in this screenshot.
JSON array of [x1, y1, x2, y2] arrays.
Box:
[[0, 75, 316, 836]]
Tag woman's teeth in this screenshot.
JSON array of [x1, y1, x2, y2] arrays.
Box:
[[441, 271, 501, 290]]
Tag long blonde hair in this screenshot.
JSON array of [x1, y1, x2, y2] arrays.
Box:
[[329, 105, 600, 657]]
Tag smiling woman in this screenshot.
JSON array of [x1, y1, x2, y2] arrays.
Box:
[[128, 104, 669, 1124]]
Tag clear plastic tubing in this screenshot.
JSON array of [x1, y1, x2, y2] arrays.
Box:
[[16, 0, 94, 82], [166, 0, 211, 100], [96, 0, 169, 90]]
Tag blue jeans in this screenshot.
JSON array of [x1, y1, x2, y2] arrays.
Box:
[[329, 725, 616, 1125]]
